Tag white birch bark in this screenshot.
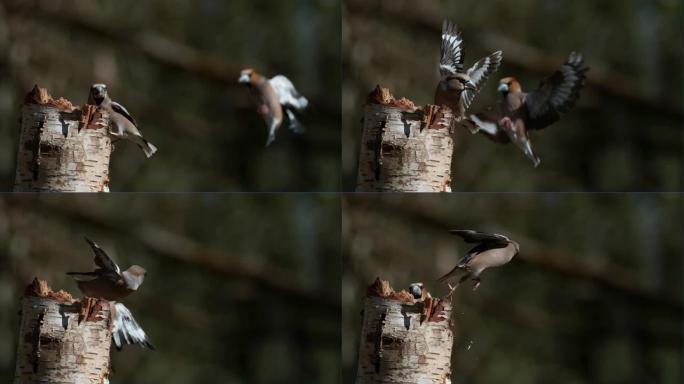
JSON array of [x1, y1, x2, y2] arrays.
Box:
[[356, 86, 454, 192], [14, 279, 112, 384], [14, 86, 112, 192], [356, 279, 453, 384]]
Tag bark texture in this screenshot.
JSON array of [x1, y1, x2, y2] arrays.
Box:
[[14, 279, 112, 384], [356, 86, 454, 192], [356, 279, 453, 384], [14, 85, 112, 192]]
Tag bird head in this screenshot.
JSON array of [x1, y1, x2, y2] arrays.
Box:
[[498, 77, 521, 94], [122, 265, 147, 290], [238, 68, 260, 85], [89, 83, 108, 105], [408, 282, 424, 300]]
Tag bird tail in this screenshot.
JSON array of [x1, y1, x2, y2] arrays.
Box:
[[285, 109, 305, 134], [265, 121, 278, 147], [112, 302, 156, 351], [141, 139, 157, 158]]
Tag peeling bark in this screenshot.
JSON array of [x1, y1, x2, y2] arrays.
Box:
[[14, 85, 112, 192], [14, 278, 112, 384], [356, 86, 455, 192], [356, 278, 453, 384]]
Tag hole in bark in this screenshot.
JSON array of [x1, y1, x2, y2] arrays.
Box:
[[58, 116, 68, 137]]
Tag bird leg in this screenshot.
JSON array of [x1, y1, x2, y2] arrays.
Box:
[[472, 278, 481, 291]]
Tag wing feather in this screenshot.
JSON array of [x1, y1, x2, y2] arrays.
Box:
[[524, 52, 588, 130], [439, 20, 464, 76], [461, 51, 503, 110], [110, 101, 138, 127], [269, 75, 308, 111]]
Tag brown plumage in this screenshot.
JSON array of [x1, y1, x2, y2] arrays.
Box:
[[67, 237, 146, 301], [433, 20, 503, 119], [465, 52, 589, 167], [439, 229, 519, 296], [239, 68, 308, 146]]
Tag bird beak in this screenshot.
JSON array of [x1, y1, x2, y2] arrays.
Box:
[[498, 83, 509, 92], [238, 74, 250, 84]]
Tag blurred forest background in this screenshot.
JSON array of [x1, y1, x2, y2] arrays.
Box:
[[342, 0, 683, 191], [343, 194, 683, 383], [0, 194, 341, 383], [0, 0, 341, 191]]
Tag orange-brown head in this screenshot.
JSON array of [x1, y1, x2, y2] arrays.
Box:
[[498, 77, 522, 94], [238, 68, 263, 86]]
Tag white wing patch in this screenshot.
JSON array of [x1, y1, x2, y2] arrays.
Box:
[[269, 75, 308, 111], [461, 51, 503, 110], [469, 115, 500, 136], [439, 20, 464, 76], [112, 303, 154, 350]]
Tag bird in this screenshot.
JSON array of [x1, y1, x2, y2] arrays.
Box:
[[438, 230, 519, 296], [434, 20, 503, 120], [111, 302, 155, 350], [67, 237, 147, 301], [408, 282, 424, 300], [68, 237, 154, 350], [88, 83, 157, 158], [463, 52, 589, 167], [238, 68, 308, 146]]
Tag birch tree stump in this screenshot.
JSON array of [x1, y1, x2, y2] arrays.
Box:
[[356, 278, 453, 384], [14, 85, 112, 192], [356, 86, 454, 192], [14, 278, 112, 384]]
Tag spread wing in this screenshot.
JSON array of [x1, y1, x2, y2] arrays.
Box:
[[461, 51, 503, 110], [269, 75, 308, 111], [449, 229, 510, 245], [112, 303, 155, 351], [524, 52, 588, 130], [439, 20, 464, 76], [84, 237, 120, 276], [110, 101, 138, 127]]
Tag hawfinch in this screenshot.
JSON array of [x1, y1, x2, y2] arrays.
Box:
[[434, 20, 503, 119], [238, 68, 308, 146], [88, 84, 157, 158], [465, 52, 589, 167], [67, 237, 147, 301], [438, 230, 519, 295]]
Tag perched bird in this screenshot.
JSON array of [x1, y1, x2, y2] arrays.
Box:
[[112, 302, 155, 350], [438, 230, 519, 295], [88, 84, 157, 158], [238, 68, 308, 146], [67, 237, 147, 301], [68, 238, 154, 351], [464, 52, 589, 167], [434, 20, 503, 120]]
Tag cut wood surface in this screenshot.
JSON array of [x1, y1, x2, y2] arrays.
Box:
[[356, 86, 454, 192], [356, 278, 453, 384], [14, 85, 112, 192], [14, 278, 112, 384]]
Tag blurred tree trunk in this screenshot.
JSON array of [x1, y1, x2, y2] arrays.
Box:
[[14, 279, 112, 384], [356, 279, 453, 383], [356, 86, 454, 192], [14, 86, 112, 192]]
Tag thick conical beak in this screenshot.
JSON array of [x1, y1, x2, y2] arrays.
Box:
[[498, 83, 509, 92], [238, 74, 250, 84]]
